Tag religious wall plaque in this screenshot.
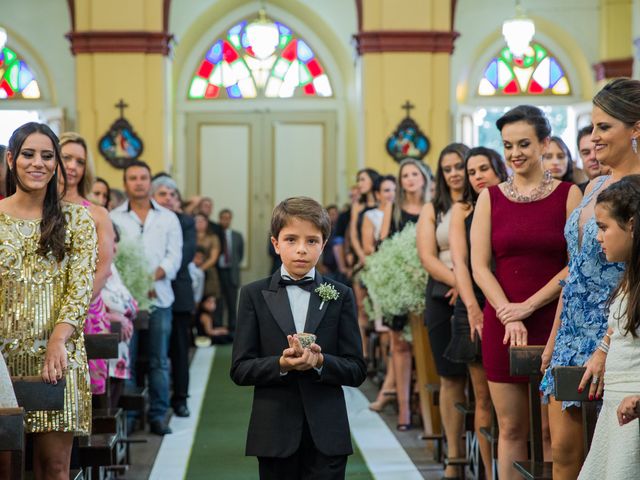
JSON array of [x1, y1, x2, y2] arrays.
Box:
[[98, 99, 144, 169], [386, 100, 430, 163]]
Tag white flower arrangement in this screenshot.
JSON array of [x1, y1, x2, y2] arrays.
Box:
[[114, 239, 155, 311], [315, 282, 340, 310], [360, 223, 429, 322]]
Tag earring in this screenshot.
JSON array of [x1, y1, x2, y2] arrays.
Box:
[[633, 137, 638, 155]]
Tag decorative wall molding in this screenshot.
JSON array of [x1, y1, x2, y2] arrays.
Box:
[[592, 57, 633, 81], [354, 30, 460, 55], [66, 31, 173, 55], [65, 0, 173, 55]]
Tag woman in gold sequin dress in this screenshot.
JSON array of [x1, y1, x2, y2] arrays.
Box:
[[0, 123, 97, 480]]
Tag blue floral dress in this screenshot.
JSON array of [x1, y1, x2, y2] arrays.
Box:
[[540, 176, 624, 409]]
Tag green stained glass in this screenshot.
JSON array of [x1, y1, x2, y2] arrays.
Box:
[[188, 14, 332, 99], [4, 48, 16, 64], [534, 44, 547, 61], [228, 34, 242, 50], [278, 34, 291, 49], [8, 63, 18, 89], [500, 47, 512, 63], [299, 64, 312, 84]]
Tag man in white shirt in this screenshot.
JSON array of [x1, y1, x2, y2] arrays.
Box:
[[110, 161, 183, 435]]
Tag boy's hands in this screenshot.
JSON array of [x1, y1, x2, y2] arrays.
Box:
[[279, 335, 324, 372]]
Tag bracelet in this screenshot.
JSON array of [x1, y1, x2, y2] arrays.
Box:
[[597, 340, 610, 354]]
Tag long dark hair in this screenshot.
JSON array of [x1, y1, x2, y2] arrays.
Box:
[[549, 136, 575, 183], [6, 122, 67, 261], [597, 175, 640, 337], [357, 168, 380, 204], [433, 143, 469, 218], [94, 177, 111, 208], [461, 147, 508, 205]]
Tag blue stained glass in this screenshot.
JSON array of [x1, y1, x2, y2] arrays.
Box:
[[227, 84, 242, 98], [228, 21, 246, 37], [241, 32, 250, 49], [485, 59, 498, 88], [549, 58, 563, 87], [17, 62, 33, 90], [206, 40, 223, 63], [297, 39, 314, 62], [276, 22, 291, 35]]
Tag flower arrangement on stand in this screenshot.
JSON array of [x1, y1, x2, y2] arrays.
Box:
[[360, 223, 429, 340], [113, 239, 154, 311]]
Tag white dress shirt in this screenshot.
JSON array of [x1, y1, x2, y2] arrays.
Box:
[[110, 199, 183, 309], [281, 265, 315, 334]]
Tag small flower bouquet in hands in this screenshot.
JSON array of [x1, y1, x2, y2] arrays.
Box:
[[360, 223, 429, 323], [114, 239, 155, 311]]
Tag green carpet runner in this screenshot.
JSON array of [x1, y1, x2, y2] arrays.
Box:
[[185, 345, 373, 479]]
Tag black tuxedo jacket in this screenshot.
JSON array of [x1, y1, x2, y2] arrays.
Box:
[[230, 270, 366, 458]]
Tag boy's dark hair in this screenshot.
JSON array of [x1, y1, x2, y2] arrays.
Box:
[[271, 197, 332, 241], [597, 174, 640, 338], [576, 125, 593, 148], [496, 104, 552, 141], [123, 160, 152, 182], [195, 246, 208, 256], [219, 208, 233, 217]]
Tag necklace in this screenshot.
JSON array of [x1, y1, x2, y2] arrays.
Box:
[[504, 170, 554, 203]]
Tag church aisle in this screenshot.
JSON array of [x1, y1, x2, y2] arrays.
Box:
[[155, 345, 373, 479]]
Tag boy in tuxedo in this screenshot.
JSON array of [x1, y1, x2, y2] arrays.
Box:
[[231, 196, 367, 480]]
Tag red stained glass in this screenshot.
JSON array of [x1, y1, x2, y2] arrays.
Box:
[[528, 80, 544, 94], [504, 80, 519, 94], [514, 57, 524, 67], [222, 41, 239, 63], [246, 46, 255, 57], [198, 61, 214, 78], [307, 59, 322, 77], [205, 84, 220, 98], [0, 79, 14, 97], [303, 83, 316, 95], [281, 39, 297, 62]]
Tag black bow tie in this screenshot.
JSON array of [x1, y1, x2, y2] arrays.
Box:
[[279, 276, 315, 291]]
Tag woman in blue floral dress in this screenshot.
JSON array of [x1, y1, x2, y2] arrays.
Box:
[[540, 78, 640, 479]]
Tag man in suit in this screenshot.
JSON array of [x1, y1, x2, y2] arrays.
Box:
[[217, 208, 244, 333], [231, 197, 366, 480]]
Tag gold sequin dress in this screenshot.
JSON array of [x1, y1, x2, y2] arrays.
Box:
[[0, 203, 97, 435]]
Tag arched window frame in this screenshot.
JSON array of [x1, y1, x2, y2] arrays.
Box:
[[188, 15, 333, 100]]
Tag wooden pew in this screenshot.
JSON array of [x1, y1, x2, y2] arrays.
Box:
[[510, 346, 553, 480], [80, 333, 124, 480], [409, 313, 444, 461], [0, 407, 25, 479]]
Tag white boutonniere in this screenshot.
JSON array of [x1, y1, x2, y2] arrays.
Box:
[[315, 283, 340, 310]]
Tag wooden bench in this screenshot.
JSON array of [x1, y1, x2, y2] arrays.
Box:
[[509, 346, 553, 480], [1, 377, 67, 479], [409, 313, 444, 462]]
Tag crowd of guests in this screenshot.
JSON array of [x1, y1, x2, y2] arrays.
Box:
[[322, 78, 640, 480], [0, 127, 243, 478]]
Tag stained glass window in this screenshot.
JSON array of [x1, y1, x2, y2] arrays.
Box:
[[0, 46, 40, 99], [189, 16, 332, 99], [478, 43, 570, 97]]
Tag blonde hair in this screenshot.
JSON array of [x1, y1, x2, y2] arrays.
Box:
[[393, 158, 432, 229], [59, 131, 95, 199]]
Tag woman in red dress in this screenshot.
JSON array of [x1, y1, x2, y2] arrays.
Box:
[[471, 105, 582, 480]]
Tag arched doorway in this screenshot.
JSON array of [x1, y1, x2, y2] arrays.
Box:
[[177, 9, 344, 282]]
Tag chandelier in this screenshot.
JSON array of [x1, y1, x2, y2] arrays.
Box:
[[245, 9, 280, 60], [502, 1, 535, 58]]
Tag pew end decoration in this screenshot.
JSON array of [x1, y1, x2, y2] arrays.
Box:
[[113, 239, 154, 311], [360, 223, 429, 330]]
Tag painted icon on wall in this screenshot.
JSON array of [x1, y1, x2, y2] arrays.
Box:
[[386, 100, 430, 162], [98, 99, 144, 169]]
